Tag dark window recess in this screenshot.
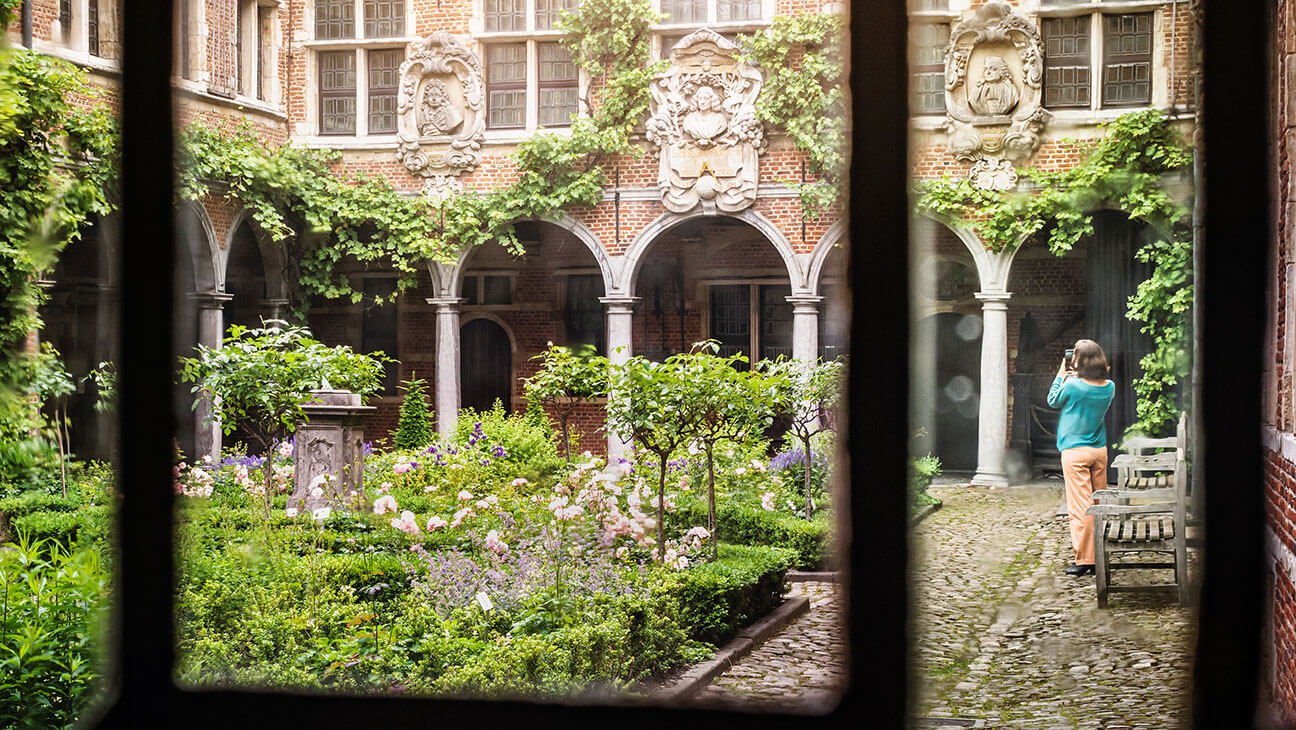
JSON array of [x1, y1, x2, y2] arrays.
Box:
[[538, 42, 578, 127], [564, 275, 605, 353], [483, 275, 512, 305], [1043, 15, 1092, 108], [462, 276, 478, 304], [59, 0, 72, 43], [661, 0, 705, 24], [819, 284, 850, 360], [759, 285, 793, 362], [1102, 13, 1152, 106], [716, 0, 760, 22], [364, 0, 404, 38], [486, 43, 527, 128], [236, 6, 244, 95], [362, 279, 400, 396], [88, 0, 99, 56], [319, 51, 357, 135], [911, 22, 948, 114], [484, 0, 525, 32], [315, 0, 354, 40], [368, 49, 401, 133], [535, 0, 577, 31], [257, 5, 270, 101], [181, 0, 193, 79], [710, 285, 751, 367]]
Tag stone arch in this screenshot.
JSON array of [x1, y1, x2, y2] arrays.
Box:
[[915, 212, 1020, 295], [221, 208, 289, 300], [807, 220, 846, 298], [618, 209, 804, 296], [458, 311, 519, 354], [445, 215, 612, 300], [177, 200, 220, 293]]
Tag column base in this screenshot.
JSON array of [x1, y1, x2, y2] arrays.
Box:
[[970, 471, 1010, 487]]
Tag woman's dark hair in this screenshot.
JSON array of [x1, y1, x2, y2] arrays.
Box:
[[1073, 339, 1109, 379]]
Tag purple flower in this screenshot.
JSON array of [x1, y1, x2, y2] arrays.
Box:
[[362, 441, 374, 457], [492, 444, 507, 458]]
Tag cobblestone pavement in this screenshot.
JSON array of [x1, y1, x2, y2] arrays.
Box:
[[689, 580, 845, 714], [911, 484, 1195, 729]]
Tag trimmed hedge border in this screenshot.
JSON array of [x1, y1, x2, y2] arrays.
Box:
[[669, 501, 830, 570]]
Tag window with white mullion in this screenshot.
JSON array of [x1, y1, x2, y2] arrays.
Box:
[[355, 49, 371, 136]]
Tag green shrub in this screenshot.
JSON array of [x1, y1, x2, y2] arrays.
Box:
[[655, 543, 795, 645], [393, 377, 434, 449], [0, 534, 109, 729], [669, 500, 831, 569], [455, 401, 564, 481], [0, 437, 63, 499], [910, 453, 942, 510]]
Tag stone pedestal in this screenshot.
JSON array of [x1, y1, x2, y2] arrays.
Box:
[[602, 296, 638, 464], [290, 388, 375, 515]]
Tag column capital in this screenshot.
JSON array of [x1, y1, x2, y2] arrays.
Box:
[[785, 294, 823, 314], [600, 295, 640, 313], [189, 291, 234, 310], [427, 297, 466, 310], [975, 291, 1012, 308]]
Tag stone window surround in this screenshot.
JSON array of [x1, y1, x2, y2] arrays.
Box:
[[175, 0, 206, 83], [37, 0, 118, 66], [303, 0, 416, 138], [1037, 1, 1168, 112], [459, 269, 520, 310], [235, 0, 283, 105]]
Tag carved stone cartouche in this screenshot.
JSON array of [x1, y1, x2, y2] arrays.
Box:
[[395, 32, 485, 200]]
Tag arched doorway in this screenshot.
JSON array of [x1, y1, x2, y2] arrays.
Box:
[[225, 218, 269, 329], [460, 318, 512, 414]]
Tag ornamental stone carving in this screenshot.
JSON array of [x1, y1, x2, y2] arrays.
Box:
[[647, 29, 765, 214], [395, 32, 485, 200], [943, 0, 1051, 191], [290, 388, 374, 516]]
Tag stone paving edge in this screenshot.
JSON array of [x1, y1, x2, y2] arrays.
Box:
[[911, 501, 942, 526], [653, 595, 811, 703], [786, 570, 839, 583]]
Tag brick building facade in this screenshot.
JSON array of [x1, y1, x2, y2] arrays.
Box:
[[8, 0, 1196, 479]]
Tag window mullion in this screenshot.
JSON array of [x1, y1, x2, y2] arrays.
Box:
[[749, 283, 759, 363], [356, 48, 370, 136], [527, 40, 539, 130], [354, 0, 363, 39], [1091, 11, 1103, 111]]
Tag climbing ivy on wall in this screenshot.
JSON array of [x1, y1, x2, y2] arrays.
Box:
[[739, 13, 846, 213], [0, 42, 118, 441], [915, 110, 1195, 437]]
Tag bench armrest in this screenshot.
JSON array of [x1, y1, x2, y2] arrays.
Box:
[[1086, 502, 1176, 516], [1094, 488, 1176, 502]]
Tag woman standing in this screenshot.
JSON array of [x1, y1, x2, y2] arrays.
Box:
[[1047, 339, 1116, 577]]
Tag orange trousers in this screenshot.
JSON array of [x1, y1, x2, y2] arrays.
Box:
[[1061, 445, 1107, 566]]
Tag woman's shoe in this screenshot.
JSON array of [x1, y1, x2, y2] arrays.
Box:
[[1064, 563, 1095, 576]]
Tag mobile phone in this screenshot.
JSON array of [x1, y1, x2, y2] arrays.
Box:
[[1064, 348, 1075, 366]]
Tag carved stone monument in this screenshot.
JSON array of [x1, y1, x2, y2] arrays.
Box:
[[943, 0, 1050, 191], [647, 29, 765, 214], [395, 32, 485, 200], [289, 387, 374, 516]]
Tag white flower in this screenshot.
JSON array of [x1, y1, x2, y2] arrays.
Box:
[[285, 507, 298, 518], [760, 492, 777, 511], [373, 495, 399, 514], [511, 477, 530, 487], [426, 515, 448, 530], [457, 489, 473, 501], [476, 499, 490, 510], [734, 467, 747, 476], [311, 486, 324, 498]]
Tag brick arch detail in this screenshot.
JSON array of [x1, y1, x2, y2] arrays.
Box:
[[222, 208, 289, 300], [616, 208, 805, 296], [916, 212, 1020, 295], [443, 214, 613, 300]]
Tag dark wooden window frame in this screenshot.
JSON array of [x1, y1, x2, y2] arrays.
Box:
[[483, 0, 526, 33], [105, 1, 1267, 727], [88, 0, 99, 56], [59, 0, 72, 43], [534, 0, 577, 31], [363, 0, 405, 39], [1042, 14, 1093, 109], [485, 42, 528, 130], [367, 48, 402, 134], [319, 50, 357, 135], [315, 0, 356, 41], [1101, 12, 1154, 107], [537, 41, 578, 127]]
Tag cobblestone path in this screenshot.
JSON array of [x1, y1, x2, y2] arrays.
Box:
[[691, 580, 845, 714], [912, 484, 1195, 729]]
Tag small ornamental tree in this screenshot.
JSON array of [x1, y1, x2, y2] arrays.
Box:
[[393, 376, 433, 449], [523, 344, 609, 463], [764, 357, 845, 519], [30, 344, 75, 497], [180, 321, 387, 517], [675, 341, 779, 559], [605, 351, 704, 563]]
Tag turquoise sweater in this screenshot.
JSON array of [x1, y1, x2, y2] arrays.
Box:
[[1047, 376, 1116, 451]]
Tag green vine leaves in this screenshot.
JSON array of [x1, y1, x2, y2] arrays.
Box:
[[916, 109, 1195, 437]]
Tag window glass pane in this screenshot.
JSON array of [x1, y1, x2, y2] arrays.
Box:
[[716, 0, 761, 23], [488, 43, 527, 84], [539, 42, 578, 126], [483, 275, 512, 305], [910, 0, 949, 9], [319, 51, 357, 135], [484, 0, 526, 32], [758, 285, 793, 361], [88, 0, 100, 56], [487, 43, 527, 128], [535, 0, 578, 31], [368, 49, 401, 134], [1102, 13, 1152, 107], [364, 0, 405, 38], [661, 0, 706, 25], [538, 42, 576, 82], [709, 284, 750, 363], [911, 22, 948, 114], [315, 0, 355, 39], [462, 275, 479, 304], [1043, 15, 1092, 108], [565, 274, 605, 352], [59, 0, 71, 43]]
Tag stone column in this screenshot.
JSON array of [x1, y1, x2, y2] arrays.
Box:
[[430, 297, 463, 439], [601, 296, 638, 464], [787, 295, 822, 363], [260, 297, 290, 323], [972, 292, 1011, 486], [192, 292, 233, 462]]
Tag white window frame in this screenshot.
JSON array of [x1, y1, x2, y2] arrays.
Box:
[[235, 0, 282, 106], [44, 0, 120, 69], [1038, 1, 1167, 119], [652, 0, 773, 60], [304, 0, 418, 140], [473, 0, 586, 138], [174, 0, 208, 84]]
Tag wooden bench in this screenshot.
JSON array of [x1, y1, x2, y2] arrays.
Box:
[[1086, 443, 1190, 608]]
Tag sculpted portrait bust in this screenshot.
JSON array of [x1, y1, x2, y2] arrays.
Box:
[[971, 56, 1019, 116], [681, 86, 729, 146]]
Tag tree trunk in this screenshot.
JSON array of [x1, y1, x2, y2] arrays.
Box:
[[707, 445, 717, 561], [55, 406, 67, 499], [657, 455, 667, 563], [562, 418, 571, 465], [803, 436, 814, 520]]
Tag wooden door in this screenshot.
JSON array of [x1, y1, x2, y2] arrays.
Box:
[[460, 318, 512, 414]]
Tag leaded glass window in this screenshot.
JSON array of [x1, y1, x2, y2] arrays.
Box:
[[487, 43, 527, 128], [368, 49, 402, 133], [484, 0, 525, 32], [319, 51, 357, 135], [1043, 15, 1092, 108], [539, 42, 578, 127], [364, 0, 404, 38], [315, 0, 354, 40], [661, 0, 706, 25], [536, 0, 578, 31], [1102, 13, 1152, 106], [911, 22, 948, 114], [716, 0, 760, 23]]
